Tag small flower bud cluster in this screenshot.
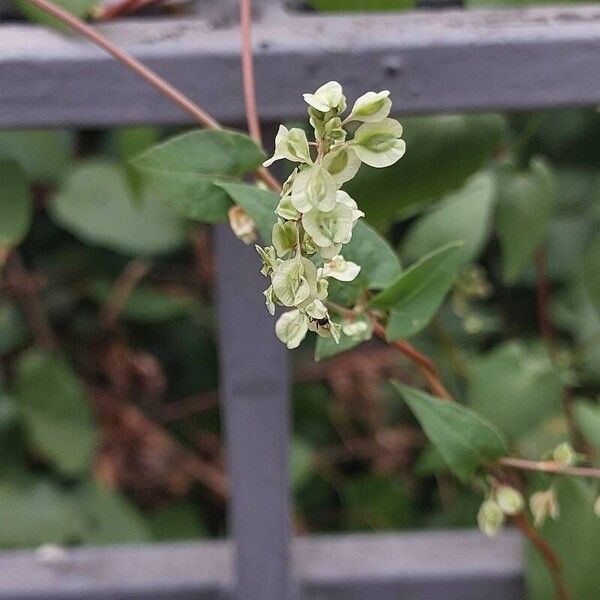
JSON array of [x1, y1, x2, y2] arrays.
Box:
[[477, 483, 524, 537], [530, 486, 560, 528], [255, 81, 406, 348]]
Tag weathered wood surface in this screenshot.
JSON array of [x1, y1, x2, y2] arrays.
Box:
[[2, 5, 600, 127], [0, 530, 523, 599]]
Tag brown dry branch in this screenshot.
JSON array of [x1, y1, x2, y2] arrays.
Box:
[[3, 252, 57, 349]]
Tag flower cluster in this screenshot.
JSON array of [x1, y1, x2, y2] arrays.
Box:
[[477, 483, 524, 537], [253, 81, 406, 348]]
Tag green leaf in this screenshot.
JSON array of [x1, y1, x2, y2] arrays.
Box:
[[341, 220, 402, 289], [132, 129, 266, 224], [341, 473, 414, 530], [0, 392, 26, 476], [466, 341, 563, 444], [0, 160, 32, 248], [77, 481, 150, 544], [495, 158, 556, 283], [348, 114, 505, 229], [13, 349, 98, 477], [527, 478, 600, 600], [371, 241, 464, 340], [573, 400, 600, 451], [0, 130, 74, 184], [50, 160, 186, 257], [401, 171, 497, 268], [15, 0, 96, 30], [216, 181, 279, 243], [584, 234, 600, 316], [0, 478, 86, 547], [393, 382, 507, 481]]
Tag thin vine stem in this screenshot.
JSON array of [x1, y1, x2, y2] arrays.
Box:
[[25, 0, 281, 193], [239, 0, 262, 143], [499, 457, 600, 480]]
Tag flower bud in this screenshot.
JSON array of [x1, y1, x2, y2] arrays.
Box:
[[530, 488, 560, 528], [346, 90, 392, 123], [303, 81, 346, 114], [302, 203, 354, 248], [495, 485, 524, 516], [322, 255, 361, 282], [228, 206, 257, 244], [552, 442, 576, 466], [341, 317, 372, 342], [276, 309, 309, 349], [263, 125, 312, 167], [352, 118, 406, 168], [291, 165, 337, 213], [477, 499, 505, 537], [272, 221, 297, 257]]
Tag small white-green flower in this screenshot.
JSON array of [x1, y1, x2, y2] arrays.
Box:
[[291, 165, 337, 213], [263, 125, 312, 167], [322, 146, 362, 186], [272, 221, 297, 257], [530, 488, 560, 528], [318, 243, 342, 260], [352, 118, 406, 168], [255, 245, 278, 276], [316, 277, 329, 301], [263, 285, 276, 315], [272, 256, 318, 307], [346, 90, 392, 123], [322, 255, 361, 282], [303, 81, 346, 113], [228, 205, 257, 244], [477, 499, 505, 537], [552, 442, 576, 466], [305, 298, 328, 320], [495, 485, 524, 516], [341, 317, 372, 341], [336, 190, 365, 222], [302, 204, 354, 248], [276, 195, 301, 221], [276, 309, 309, 349]]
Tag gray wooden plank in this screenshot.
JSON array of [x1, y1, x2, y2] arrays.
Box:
[[0, 530, 523, 599], [214, 224, 292, 600], [2, 5, 600, 127]]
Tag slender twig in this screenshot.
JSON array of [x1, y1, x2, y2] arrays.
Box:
[[371, 321, 452, 401], [99, 258, 152, 329], [512, 512, 570, 600], [25, 0, 280, 194], [3, 252, 57, 349], [499, 457, 600, 480], [239, 0, 262, 143], [95, 0, 161, 20]]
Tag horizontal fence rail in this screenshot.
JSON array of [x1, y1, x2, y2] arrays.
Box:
[[0, 530, 523, 600], [2, 5, 600, 126]]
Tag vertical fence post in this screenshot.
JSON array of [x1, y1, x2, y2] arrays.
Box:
[[215, 223, 293, 600]]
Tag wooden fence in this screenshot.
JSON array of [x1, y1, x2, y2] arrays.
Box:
[[1, 1, 599, 598]]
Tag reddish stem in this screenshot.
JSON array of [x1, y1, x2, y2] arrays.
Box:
[[239, 0, 262, 144]]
